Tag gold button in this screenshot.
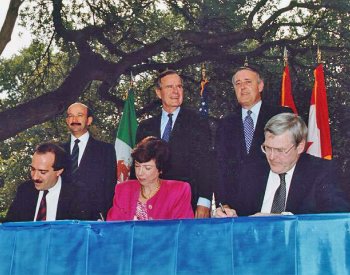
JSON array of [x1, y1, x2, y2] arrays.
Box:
[[148, 205, 152, 209]]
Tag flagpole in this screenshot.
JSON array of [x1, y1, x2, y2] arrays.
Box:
[[244, 56, 249, 66], [317, 46, 322, 64], [201, 63, 207, 82], [283, 47, 288, 67]]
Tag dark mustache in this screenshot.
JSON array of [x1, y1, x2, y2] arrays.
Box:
[[34, 179, 43, 183], [70, 122, 82, 126]]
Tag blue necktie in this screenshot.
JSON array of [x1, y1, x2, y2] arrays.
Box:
[[243, 110, 254, 153], [162, 114, 173, 142], [271, 173, 287, 213], [71, 139, 80, 174]]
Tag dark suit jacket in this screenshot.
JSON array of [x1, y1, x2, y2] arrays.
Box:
[[225, 154, 350, 215], [215, 102, 292, 203], [63, 135, 116, 220], [136, 107, 213, 208], [5, 179, 80, 222]]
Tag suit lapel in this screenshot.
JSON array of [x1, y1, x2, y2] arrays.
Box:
[[78, 136, 95, 170], [250, 102, 268, 153], [286, 155, 310, 212], [232, 107, 247, 157], [154, 114, 162, 138], [253, 162, 270, 211], [169, 108, 185, 141]]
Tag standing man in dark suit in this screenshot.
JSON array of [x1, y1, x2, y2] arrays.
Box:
[[216, 113, 349, 217], [216, 65, 292, 203], [6, 143, 80, 222], [136, 70, 212, 218], [63, 102, 116, 220]]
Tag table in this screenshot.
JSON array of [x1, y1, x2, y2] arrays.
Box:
[[1, 214, 349, 274]]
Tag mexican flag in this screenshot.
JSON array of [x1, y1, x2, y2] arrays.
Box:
[[115, 89, 138, 183]]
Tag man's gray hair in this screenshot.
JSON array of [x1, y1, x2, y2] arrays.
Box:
[[264, 113, 308, 146]]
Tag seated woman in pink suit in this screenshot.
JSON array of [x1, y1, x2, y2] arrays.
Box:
[[107, 136, 194, 221]]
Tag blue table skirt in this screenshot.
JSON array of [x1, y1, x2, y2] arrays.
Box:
[[1, 214, 349, 275]]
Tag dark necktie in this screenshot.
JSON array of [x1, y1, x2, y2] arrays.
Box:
[[162, 114, 173, 142], [243, 110, 254, 153], [36, 190, 49, 221], [271, 173, 287, 213], [71, 139, 80, 174]]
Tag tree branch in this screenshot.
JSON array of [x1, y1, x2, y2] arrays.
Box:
[[0, 0, 24, 55]]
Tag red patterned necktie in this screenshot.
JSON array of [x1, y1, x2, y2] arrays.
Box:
[[36, 190, 49, 221]]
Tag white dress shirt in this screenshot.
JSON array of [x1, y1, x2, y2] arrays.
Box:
[[34, 176, 62, 221], [260, 165, 296, 213], [241, 100, 262, 129], [70, 131, 89, 166]]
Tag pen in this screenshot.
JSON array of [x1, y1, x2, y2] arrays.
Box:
[[99, 212, 105, 221], [219, 203, 227, 215]]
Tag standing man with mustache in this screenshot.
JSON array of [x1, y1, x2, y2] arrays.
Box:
[[136, 70, 213, 218], [215, 65, 292, 205], [63, 102, 116, 220], [6, 143, 80, 222]]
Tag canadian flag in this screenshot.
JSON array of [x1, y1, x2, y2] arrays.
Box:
[[306, 64, 332, 159]]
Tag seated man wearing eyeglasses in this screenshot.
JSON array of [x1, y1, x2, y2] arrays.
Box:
[[216, 113, 349, 217]]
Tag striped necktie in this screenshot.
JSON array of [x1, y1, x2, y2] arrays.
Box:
[[162, 113, 173, 142], [71, 139, 80, 174], [36, 190, 49, 221], [271, 173, 287, 213]]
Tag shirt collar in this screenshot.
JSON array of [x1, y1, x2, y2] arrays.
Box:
[[242, 100, 262, 117], [161, 107, 180, 122], [70, 131, 89, 145], [270, 163, 297, 179], [47, 176, 62, 193]]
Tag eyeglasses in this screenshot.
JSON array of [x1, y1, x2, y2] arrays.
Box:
[[261, 144, 295, 156]]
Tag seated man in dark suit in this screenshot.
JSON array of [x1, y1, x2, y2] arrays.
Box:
[[216, 113, 350, 217], [6, 143, 81, 222]]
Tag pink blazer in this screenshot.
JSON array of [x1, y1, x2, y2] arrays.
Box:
[[107, 179, 194, 221]]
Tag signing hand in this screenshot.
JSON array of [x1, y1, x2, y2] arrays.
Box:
[[215, 205, 238, 218], [195, 205, 210, 218]]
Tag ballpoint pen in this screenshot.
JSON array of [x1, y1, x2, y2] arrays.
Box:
[[219, 203, 227, 215], [99, 212, 105, 221]]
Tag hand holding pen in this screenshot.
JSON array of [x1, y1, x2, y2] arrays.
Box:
[[215, 203, 238, 218]]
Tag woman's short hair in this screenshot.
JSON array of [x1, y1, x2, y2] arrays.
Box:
[[131, 136, 170, 173], [264, 113, 308, 146]]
